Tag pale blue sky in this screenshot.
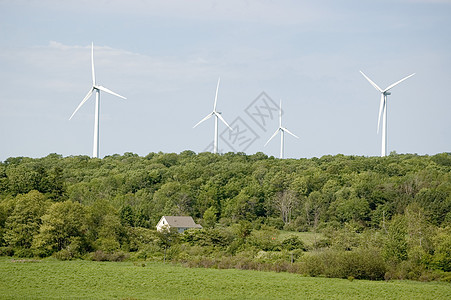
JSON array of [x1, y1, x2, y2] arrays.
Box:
[[1, 0, 450, 160]]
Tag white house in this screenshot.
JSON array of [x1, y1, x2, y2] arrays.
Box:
[[156, 216, 202, 233]]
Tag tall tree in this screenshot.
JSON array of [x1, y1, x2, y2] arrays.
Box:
[[273, 190, 297, 224], [33, 201, 87, 255], [4, 191, 49, 249]]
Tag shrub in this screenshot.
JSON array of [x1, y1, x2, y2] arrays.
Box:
[[300, 248, 386, 280], [14, 248, 34, 258], [311, 239, 330, 250], [109, 251, 129, 262], [248, 226, 280, 251], [182, 228, 232, 248], [265, 218, 284, 230], [89, 250, 129, 262], [53, 249, 74, 261], [0, 246, 14, 256], [440, 272, 451, 283], [127, 227, 157, 252], [281, 236, 306, 251]]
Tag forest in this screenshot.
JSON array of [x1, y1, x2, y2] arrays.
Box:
[[0, 151, 450, 281]]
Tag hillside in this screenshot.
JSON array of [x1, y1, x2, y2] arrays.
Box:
[[0, 152, 450, 281]]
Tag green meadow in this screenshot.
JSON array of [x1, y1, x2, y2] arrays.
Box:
[[0, 257, 450, 299]]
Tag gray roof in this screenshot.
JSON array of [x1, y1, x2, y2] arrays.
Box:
[[162, 216, 202, 228]]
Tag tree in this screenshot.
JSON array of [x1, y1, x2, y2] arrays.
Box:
[[120, 205, 135, 227], [95, 214, 124, 252], [33, 201, 87, 256], [156, 227, 179, 262], [333, 197, 370, 225], [415, 186, 451, 225], [273, 190, 297, 224], [153, 182, 193, 216], [203, 206, 217, 228], [6, 164, 41, 195], [45, 166, 65, 200], [224, 191, 259, 221], [4, 191, 49, 250], [383, 214, 408, 264], [0, 196, 15, 247], [431, 226, 451, 271], [405, 203, 434, 264], [304, 191, 325, 229]]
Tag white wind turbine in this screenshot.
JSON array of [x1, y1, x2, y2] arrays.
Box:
[[193, 78, 232, 154], [360, 71, 415, 157], [70, 42, 126, 158], [264, 99, 299, 159]]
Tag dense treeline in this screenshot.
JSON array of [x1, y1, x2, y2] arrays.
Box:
[[0, 152, 450, 281]]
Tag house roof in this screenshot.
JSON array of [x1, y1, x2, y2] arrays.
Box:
[[161, 216, 202, 228]]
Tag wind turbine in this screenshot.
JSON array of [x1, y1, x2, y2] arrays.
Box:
[[193, 78, 232, 154], [360, 71, 415, 157], [70, 42, 126, 158], [264, 99, 299, 159]]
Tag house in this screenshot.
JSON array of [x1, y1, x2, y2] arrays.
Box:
[[156, 216, 202, 233]]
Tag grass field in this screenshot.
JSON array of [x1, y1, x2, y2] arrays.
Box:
[[0, 257, 450, 299]]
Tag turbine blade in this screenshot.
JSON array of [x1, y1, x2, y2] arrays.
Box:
[[216, 112, 232, 130], [283, 127, 299, 139], [264, 129, 280, 147], [193, 112, 213, 128], [384, 73, 415, 92], [69, 87, 94, 120], [91, 42, 96, 86], [360, 70, 383, 92], [377, 94, 384, 133], [213, 77, 220, 111], [97, 86, 127, 99], [279, 99, 282, 127]]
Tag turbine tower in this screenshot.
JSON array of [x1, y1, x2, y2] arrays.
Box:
[[70, 42, 126, 158], [193, 78, 232, 154], [360, 71, 415, 157], [264, 99, 299, 159]]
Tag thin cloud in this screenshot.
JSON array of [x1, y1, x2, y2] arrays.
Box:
[[402, 0, 451, 3], [2, 0, 333, 25]]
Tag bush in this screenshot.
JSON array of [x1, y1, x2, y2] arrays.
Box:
[[89, 250, 129, 262], [300, 248, 386, 280], [300, 253, 325, 277], [51, 236, 86, 261], [311, 239, 330, 250], [13, 248, 34, 258], [53, 249, 74, 261], [182, 228, 234, 249], [440, 272, 451, 283], [281, 236, 306, 251], [386, 260, 418, 280], [248, 226, 280, 251], [265, 218, 284, 230], [127, 227, 158, 252], [129, 243, 161, 260], [0, 246, 14, 256]]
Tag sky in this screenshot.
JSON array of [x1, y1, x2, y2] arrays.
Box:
[[0, 0, 450, 160]]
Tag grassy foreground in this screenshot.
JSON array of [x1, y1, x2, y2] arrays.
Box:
[[0, 257, 450, 299]]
